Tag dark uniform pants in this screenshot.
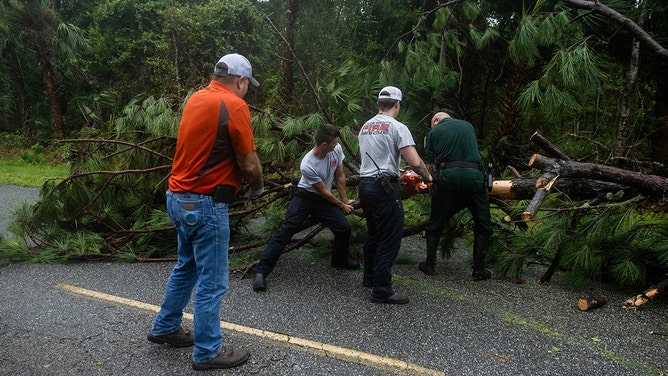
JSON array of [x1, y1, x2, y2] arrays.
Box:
[[255, 189, 351, 277], [425, 168, 492, 237], [358, 177, 404, 298]]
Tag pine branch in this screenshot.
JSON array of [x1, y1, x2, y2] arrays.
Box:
[[562, 0, 668, 60], [58, 138, 173, 161], [52, 165, 171, 223]]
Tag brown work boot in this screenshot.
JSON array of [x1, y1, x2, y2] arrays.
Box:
[[192, 346, 250, 370], [147, 326, 193, 347]]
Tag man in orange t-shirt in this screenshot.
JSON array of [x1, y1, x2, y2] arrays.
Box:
[[148, 53, 263, 371]]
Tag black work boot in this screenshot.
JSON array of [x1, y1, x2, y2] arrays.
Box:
[[472, 232, 492, 280], [418, 235, 440, 275]]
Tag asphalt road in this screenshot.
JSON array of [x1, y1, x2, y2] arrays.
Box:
[[0, 184, 666, 375]]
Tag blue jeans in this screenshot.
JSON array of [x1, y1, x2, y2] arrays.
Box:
[[254, 189, 351, 277], [151, 190, 230, 364], [358, 177, 404, 298]]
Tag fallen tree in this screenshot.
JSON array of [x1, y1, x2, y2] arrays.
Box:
[[4, 130, 665, 294], [490, 133, 667, 288]]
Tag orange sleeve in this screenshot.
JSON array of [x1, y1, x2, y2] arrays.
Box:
[[228, 103, 256, 156]]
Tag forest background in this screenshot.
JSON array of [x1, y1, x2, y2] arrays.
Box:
[[0, 0, 667, 291]]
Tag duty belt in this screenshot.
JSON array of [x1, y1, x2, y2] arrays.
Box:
[[439, 161, 480, 170]]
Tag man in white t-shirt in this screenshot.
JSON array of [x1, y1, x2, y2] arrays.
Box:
[[358, 86, 432, 304], [253, 124, 359, 292]]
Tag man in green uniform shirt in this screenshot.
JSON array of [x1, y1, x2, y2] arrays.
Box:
[[420, 112, 492, 280]]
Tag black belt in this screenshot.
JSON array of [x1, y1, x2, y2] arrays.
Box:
[[439, 161, 480, 170], [171, 186, 235, 204], [361, 175, 399, 182]]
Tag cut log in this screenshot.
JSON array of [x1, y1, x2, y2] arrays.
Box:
[[622, 278, 668, 309], [578, 295, 607, 311], [523, 188, 548, 222], [523, 174, 559, 222]]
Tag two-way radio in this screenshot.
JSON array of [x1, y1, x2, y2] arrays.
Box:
[[366, 152, 393, 194]]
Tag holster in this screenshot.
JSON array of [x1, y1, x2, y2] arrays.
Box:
[[483, 163, 493, 192], [213, 185, 235, 203]]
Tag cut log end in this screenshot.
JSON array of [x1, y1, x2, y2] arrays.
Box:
[[578, 296, 607, 311], [528, 154, 537, 167], [522, 211, 532, 222], [489, 180, 514, 199]]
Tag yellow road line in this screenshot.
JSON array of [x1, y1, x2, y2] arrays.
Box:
[[57, 284, 444, 376]]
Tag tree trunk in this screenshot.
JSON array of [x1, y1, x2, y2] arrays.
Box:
[[652, 71, 668, 167], [522, 174, 558, 222], [530, 132, 571, 161], [499, 64, 525, 138], [612, 1, 645, 159], [40, 59, 64, 138], [282, 0, 299, 107], [7, 51, 33, 136]]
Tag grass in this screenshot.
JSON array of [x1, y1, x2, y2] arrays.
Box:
[[0, 136, 70, 187], [0, 157, 70, 188]]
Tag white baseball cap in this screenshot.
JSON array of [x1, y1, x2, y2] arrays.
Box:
[[214, 53, 259, 87], [378, 86, 402, 101]]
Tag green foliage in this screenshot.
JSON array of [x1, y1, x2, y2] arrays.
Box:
[[1, 0, 89, 137], [517, 43, 604, 123], [491, 196, 668, 290], [253, 112, 327, 166], [19, 145, 45, 164], [402, 193, 431, 229], [86, 0, 266, 100], [114, 95, 180, 137]]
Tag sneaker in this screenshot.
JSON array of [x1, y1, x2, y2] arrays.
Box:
[[370, 292, 409, 304], [192, 346, 250, 370], [147, 327, 193, 347]]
